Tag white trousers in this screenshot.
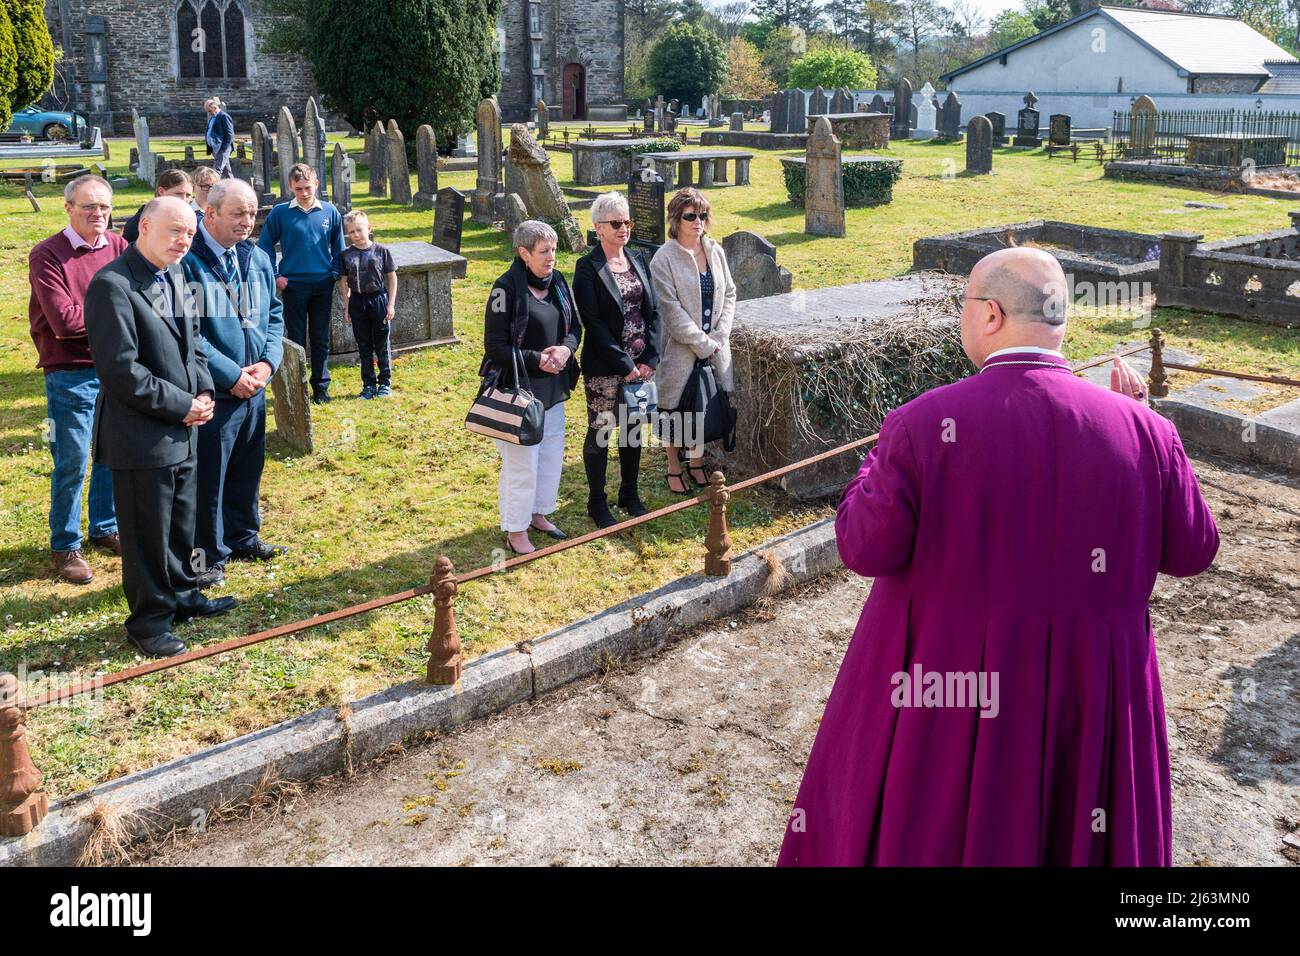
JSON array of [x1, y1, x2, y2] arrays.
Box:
[[495, 402, 566, 532]]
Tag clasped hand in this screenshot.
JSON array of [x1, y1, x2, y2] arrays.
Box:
[[538, 345, 570, 374], [623, 363, 654, 383], [184, 393, 215, 426], [230, 361, 273, 399]]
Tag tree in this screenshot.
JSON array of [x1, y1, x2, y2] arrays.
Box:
[[0, 2, 15, 132], [789, 46, 878, 87], [987, 8, 1039, 49], [725, 35, 774, 97], [644, 21, 729, 103], [258, 0, 500, 146], [859, 0, 901, 61], [714, 1, 753, 40], [761, 24, 808, 85], [892, 0, 946, 77], [752, 0, 823, 32], [5, 0, 53, 111]]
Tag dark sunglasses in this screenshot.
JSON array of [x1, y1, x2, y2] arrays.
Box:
[[681, 212, 708, 222], [601, 219, 634, 230]]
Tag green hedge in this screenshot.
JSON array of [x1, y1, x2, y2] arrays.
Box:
[[620, 138, 682, 156], [781, 157, 902, 207]]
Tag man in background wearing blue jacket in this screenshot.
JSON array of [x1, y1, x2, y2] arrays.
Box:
[[257, 163, 344, 403], [184, 179, 287, 589], [203, 97, 235, 179]]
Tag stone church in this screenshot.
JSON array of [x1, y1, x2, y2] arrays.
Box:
[[43, 0, 625, 134]]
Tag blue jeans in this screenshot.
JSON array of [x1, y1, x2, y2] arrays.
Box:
[[44, 368, 116, 551]]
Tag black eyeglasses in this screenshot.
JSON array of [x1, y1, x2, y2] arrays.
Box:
[[601, 219, 633, 230], [681, 212, 708, 222]]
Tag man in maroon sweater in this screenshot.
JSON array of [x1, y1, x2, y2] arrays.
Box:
[[29, 174, 128, 583]]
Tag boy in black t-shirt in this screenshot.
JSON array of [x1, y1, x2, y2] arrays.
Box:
[[337, 210, 398, 398]]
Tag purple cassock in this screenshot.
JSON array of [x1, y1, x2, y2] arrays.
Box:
[[778, 348, 1219, 866]]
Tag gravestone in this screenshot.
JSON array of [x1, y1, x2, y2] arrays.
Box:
[[368, 121, 387, 198], [966, 114, 992, 174], [804, 117, 845, 238], [331, 142, 352, 214], [413, 124, 438, 209], [788, 89, 806, 138], [986, 111, 1006, 146], [431, 186, 467, 254], [892, 77, 913, 139], [830, 87, 852, 114], [655, 95, 665, 133], [270, 339, 313, 454], [249, 122, 273, 203], [730, 111, 744, 132], [472, 97, 504, 225], [1049, 113, 1071, 146], [503, 124, 585, 252], [810, 85, 829, 117], [710, 94, 725, 126], [771, 89, 789, 133], [722, 230, 792, 300], [303, 97, 328, 200], [276, 106, 300, 198], [912, 82, 937, 139], [1013, 92, 1040, 147], [643, 110, 654, 132], [1131, 95, 1157, 154], [133, 110, 155, 186], [387, 120, 412, 205], [184, 144, 195, 163], [536, 99, 549, 139], [503, 192, 528, 236], [870, 94, 887, 115], [938, 92, 962, 140], [627, 162, 666, 250]]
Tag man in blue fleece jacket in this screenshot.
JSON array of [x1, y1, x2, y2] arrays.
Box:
[[257, 162, 344, 402], [184, 179, 287, 588]]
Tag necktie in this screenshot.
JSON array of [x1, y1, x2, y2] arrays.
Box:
[[226, 248, 255, 365], [152, 272, 174, 322]]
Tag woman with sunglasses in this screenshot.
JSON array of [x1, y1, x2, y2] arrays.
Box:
[[649, 187, 737, 494], [573, 193, 661, 528]]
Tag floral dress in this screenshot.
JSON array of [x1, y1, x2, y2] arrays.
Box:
[[584, 265, 647, 428]]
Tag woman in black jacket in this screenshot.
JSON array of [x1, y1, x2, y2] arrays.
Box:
[[573, 192, 660, 528], [483, 220, 581, 555]]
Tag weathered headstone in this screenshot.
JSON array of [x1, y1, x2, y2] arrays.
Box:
[[535, 99, 549, 139], [503, 192, 528, 236], [722, 230, 792, 300], [985, 111, 1006, 146], [892, 77, 913, 139], [413, 124, 438, 209], [810, 85, 829, 117], [643, 110, 655, 132], [788, 89, 806, 138], [966, 114, 993, 174], [252, 122, 274, 204], [184, 144, 196, 163], [368, 121, 388, 198], [133, 110, 155, 186], [655, 95, 666, 134], [830, 87, 852, 114], [1013, 91, 1040, 147], [804, 117, 844, 238], [270, 338, 313, 454], [627, 162, 666, 249], [503, 124, 585, 252], [472, 97, 504, 225], [1049, 113, 1071, 146], [304, 97, 328, 200], [938, 92, 962, 140], [331, 141, 352, 214], [730, 111, 744, 132], [1132, 95, 1157, 154], [869, 93, 887, 115], [387, 120, 412, 205], [431, 186, 467, 254], [771, 89, 789, 134], [276, 106, 300, 198], [912, 82, 937, 139]]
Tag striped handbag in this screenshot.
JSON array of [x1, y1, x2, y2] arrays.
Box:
[[465, 347, 546, 446]]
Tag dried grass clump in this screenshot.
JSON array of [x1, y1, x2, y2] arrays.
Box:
[[77, 800, 145, 867]]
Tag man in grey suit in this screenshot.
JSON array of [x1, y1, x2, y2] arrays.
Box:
[[85, 196, 238, 657]]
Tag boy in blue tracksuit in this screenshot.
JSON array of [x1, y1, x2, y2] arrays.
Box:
[[184, 179, 287, 588], [337, 210, 398, 398], [257, 162, 344, 403]]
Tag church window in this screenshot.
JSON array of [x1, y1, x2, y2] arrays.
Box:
[[175, 0, 250, 80]]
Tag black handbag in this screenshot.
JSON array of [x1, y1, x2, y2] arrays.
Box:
[[465, 348, 545, 446], [661, 358, 737, 451]]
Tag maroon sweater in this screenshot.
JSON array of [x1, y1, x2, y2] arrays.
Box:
[[29, 229, 128, 373]]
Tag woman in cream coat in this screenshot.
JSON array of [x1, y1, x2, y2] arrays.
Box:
[[649, 187, 737, 493]]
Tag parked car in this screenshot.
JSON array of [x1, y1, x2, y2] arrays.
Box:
[[7, 106, 81, 141]]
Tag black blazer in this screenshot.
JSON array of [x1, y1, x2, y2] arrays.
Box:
[[85, 243, 214, 470], [574, 243, 660, 378], [483, 256, 581, 390]]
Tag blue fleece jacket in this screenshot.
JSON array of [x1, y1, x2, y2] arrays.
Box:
[[183, 227, 285, 396], [256, 200, 344, 284]]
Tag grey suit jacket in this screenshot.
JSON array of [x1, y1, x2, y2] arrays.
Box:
[[85, 243, 214, 470]]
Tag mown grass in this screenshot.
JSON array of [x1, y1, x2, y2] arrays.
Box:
[[2, 126, 1299, 798]]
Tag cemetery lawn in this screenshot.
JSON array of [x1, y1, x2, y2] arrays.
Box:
[[2, 130, 1299, 799]]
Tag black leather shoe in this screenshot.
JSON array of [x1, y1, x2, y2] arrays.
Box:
[[587, 498, 618, 529], [529, 520, 568, 540], [176, 596, 239, 623], [196, 564, 225, 589], [127, 631, 188, 658], [312, 392, 331, 405], [229, 539, 288, 561], [617, 491, 649, 518]]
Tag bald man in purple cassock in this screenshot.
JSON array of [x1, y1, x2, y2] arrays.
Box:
[[779, 248, 1219, 867]]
